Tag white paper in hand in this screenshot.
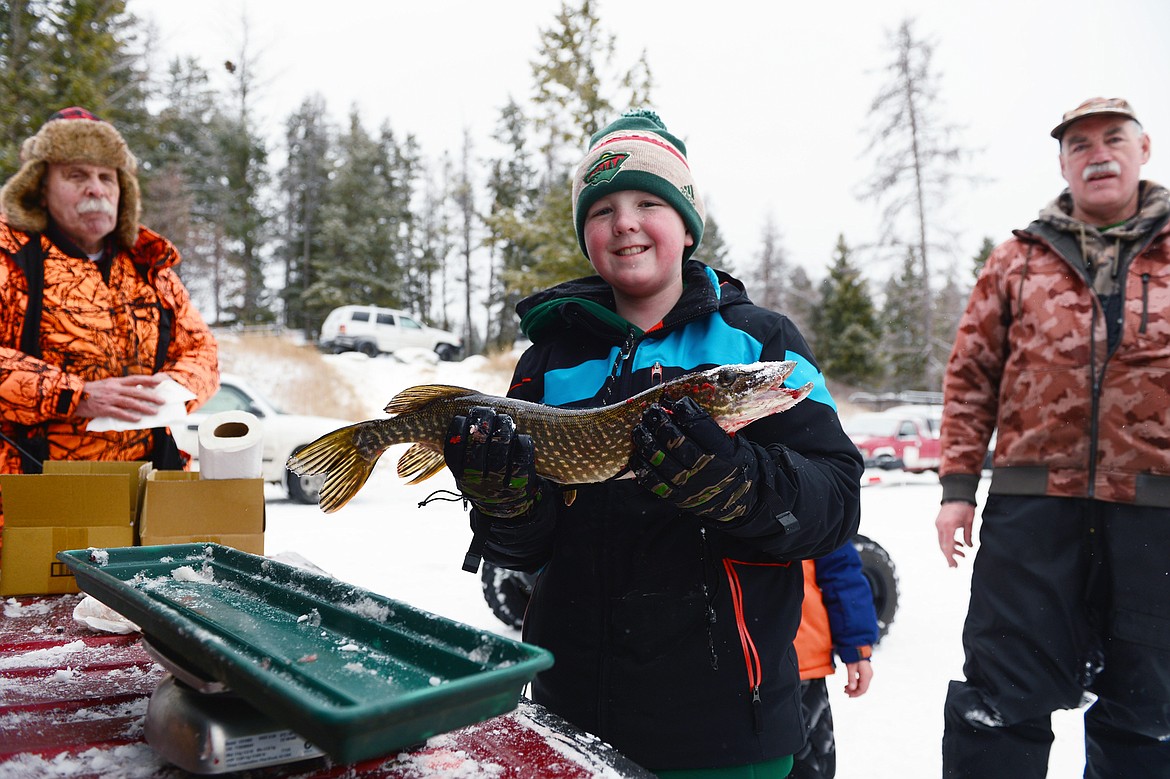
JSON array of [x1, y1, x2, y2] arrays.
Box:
[[86, 378, 197, 432]]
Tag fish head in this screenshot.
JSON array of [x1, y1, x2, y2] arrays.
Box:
[[662, 361, 813, 433]]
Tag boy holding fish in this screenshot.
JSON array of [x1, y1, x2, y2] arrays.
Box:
[[443, 110, 865, 777]]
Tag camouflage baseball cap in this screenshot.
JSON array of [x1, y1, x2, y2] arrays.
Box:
[[1051, 97, 1140, 140]]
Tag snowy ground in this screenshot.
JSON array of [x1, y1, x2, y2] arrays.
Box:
[[254, 349, 1087, 778]]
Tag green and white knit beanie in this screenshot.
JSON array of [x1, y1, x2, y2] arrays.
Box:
[[571, 109, 705, 261]]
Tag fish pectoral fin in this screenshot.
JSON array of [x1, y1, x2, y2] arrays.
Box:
[[397, 444, 448, 484]]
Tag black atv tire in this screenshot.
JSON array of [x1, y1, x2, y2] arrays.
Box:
[[480, 564, 536, 630], [852, 533, 899, 642]]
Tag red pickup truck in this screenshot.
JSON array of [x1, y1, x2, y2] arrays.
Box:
[[845, 408, 942, 473]]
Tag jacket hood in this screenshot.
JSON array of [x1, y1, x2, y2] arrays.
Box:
[[517, 260, 748, 343], [1035, 180, 1170, 241], [1019, 181, 1170, 296]]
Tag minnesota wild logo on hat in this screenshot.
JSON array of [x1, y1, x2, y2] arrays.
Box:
[[583, 151, 630, 187]]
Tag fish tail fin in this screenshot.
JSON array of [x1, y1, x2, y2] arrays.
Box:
[[287, 423, 385, 513]]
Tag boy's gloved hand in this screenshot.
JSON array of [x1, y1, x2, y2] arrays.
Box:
[[444, 407, 542, 519], [630, 396, 761, 522]]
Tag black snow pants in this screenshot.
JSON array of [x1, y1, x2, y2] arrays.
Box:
[[942, 495, 1170, 778], [790, 678, 835, 779]]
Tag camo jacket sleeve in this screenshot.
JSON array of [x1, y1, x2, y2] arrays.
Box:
[[937, 239, 1010, 503]]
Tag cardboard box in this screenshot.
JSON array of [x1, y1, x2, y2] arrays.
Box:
[[138, 472, 265, 555], [0, 461, 149, 596]]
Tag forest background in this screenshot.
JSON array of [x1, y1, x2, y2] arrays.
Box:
[[3, 0, 1169, 394]]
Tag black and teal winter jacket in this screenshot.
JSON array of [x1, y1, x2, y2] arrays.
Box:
[[472, 261, 863, 772]]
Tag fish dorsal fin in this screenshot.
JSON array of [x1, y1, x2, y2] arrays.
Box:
[[384, 384, 476, 415], [397, 444, 448, 484]]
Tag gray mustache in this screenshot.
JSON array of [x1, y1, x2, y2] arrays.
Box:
[[1083, 161, 1121, 181], [77, 197, 116, 215]]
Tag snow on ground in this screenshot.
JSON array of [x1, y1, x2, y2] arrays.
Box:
[[253, 349, 1087, 778]]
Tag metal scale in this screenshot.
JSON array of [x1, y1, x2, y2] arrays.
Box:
[[142, 636, 326, 774]]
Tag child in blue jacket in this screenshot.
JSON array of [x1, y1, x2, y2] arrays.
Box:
[[791, 541, 880, 778]]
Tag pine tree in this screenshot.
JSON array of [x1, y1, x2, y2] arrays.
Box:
[[214, 30, 272, 325], [931, 263, 967, 372], [146, 57, 224, 316], [305, 110, 403, 313], [416, 154, 454, 333], [502, 0, 654, 296], [1, 0, 150, 177], [971, 236, 995, 280], [750, 215, 789, 314], [691, 211, 730, 274], [814, 235, 882, 386], [529, 0, 619, 176], [482, 98, 540, 350], [859, 17, 969, 387], [454, 128, 477, 354], [377, 123, 422, 319], [879, 249, 928, 389], [277, 95, 334, 335], [785, 266, 819, 343]]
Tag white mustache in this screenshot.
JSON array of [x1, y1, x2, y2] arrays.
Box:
[[76, 197, 116, 216], [1083, 161, 1121, 182]]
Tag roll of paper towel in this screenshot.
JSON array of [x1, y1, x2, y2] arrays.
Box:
[[198, 411, 263, 479]]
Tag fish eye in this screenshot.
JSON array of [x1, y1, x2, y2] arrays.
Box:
[[716, 368, 737, 387]]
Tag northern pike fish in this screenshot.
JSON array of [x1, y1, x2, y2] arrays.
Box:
[[288, 361, 812, 513]]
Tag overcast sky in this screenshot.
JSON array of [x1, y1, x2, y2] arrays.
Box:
[[130, 0, 1170, 285]]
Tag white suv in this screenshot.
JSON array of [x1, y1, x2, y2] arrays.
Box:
[[318, 305, 462, 361], [171, 374, 353, 504]]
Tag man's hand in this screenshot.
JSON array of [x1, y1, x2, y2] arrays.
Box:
[[443, 407, 542, 519], [936, 501, 977, 568], [630, 396, 763, 523], [75, 374, 168, 422]]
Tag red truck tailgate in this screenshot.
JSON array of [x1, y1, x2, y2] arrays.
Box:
[[0, 594, 650, 778]]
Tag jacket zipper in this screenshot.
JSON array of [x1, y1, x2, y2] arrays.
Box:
[[723, 558, 766, 733], [602, 330, 638, 404], [1140, 273, 1150, 333], [1087, 296, 1101, 497]]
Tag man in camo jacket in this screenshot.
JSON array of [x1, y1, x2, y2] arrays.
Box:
[[935, 97, 1170, 778]]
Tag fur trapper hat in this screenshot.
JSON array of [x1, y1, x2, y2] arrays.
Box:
[[0, 107, 140, 250]]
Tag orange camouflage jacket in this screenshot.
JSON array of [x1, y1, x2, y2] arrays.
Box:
[[940, 181, 1170, 507], [0, 219, 218, 480]]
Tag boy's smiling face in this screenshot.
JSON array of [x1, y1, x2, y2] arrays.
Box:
[[583, 189, 694, 300]]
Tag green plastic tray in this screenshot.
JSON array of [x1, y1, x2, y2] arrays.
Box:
[[57, 543, 553, 764]]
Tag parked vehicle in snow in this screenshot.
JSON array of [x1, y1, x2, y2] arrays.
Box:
[[480, 533, 900, 642], [317, 304, 462, 361], [171, 373, 353, 504], [845, 410, 942, 472]]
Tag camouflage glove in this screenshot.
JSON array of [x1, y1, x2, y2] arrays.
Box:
[[630, 395, 762, 523], [444, 407, 542, 519]]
